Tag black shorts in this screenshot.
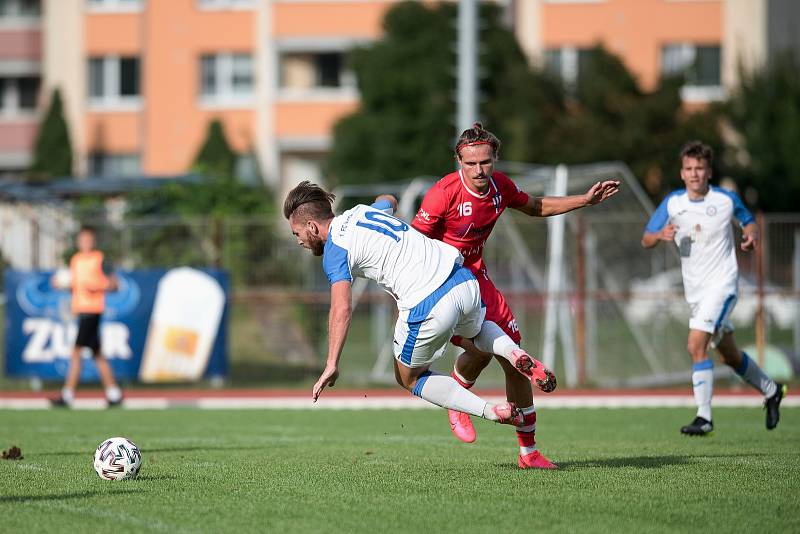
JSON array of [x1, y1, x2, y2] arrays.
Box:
[[75, 313, 102, 354]]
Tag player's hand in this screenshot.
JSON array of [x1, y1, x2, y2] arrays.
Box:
[[585, 180, 621, 205], [741, 232, 758, 252], [660, 224, 677, 241], [312, 364, 339, 402]]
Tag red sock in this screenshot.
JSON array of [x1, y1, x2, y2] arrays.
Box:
[[452, 369, 474, 389], [516, 410, 537, 450]]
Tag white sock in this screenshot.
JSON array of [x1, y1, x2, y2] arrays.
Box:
[[472, 320, 519, 362], [61, 388, 74, 403], [412, 372, 487, 418], [105, 386, 122, 402], [692, 359, 713, 421], [735, 352, 777, 398]]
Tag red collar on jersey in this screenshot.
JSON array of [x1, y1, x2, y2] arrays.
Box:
[[456, 140, 494, 153]]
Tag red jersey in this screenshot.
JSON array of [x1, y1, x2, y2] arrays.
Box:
[[412, 170, 529, 272]]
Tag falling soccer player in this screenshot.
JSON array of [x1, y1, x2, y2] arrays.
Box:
[[284, 181, 558, 468], [412, 122, 619, 468], [641, 140, 786, 435]]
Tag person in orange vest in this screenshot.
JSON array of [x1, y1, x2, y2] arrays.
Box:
[[52, 226, 123, 407]]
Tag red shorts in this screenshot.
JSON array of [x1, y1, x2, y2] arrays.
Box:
[[451, 267, 521, 346]]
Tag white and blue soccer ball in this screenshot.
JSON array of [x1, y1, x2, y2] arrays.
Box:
[[93, 437, 142, 480]]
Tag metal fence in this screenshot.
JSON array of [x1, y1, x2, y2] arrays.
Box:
[[2, 203, 799, 388]]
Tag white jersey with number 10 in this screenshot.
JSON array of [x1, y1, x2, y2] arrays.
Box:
[[322, 203, 462, 310]]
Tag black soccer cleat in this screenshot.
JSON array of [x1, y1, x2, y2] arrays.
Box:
[[50, 396, 70, 408], [107, 397, 124, 408], [765, 383, 787, 430], [680, 416, 713, 436]]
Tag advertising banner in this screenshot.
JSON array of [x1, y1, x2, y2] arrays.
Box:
[[4, 267, 228, 383]]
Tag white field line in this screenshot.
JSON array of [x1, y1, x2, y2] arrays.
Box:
[[1, 395, 798, 410]]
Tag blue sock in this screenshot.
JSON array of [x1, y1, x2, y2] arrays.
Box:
[[735, 352, 777, 397]]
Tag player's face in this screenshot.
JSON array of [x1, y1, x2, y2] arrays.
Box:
[[458, 144, 495, 193], [680, 156, 711, 196], [77, 231, 95, 252], [289, 216, 325, 256]]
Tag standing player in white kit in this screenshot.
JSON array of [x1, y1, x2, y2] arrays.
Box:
[[642, 141, 786, 435], [284, 181, 558, 466]]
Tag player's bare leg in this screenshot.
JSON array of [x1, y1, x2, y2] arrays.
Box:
[[392, 359, 522, 425], [715, 331, 784, 429], [93, 352, 123, 406], [54, 347, 84, 406], [447, 344, 491, 443], [453, 338, 556, 469]]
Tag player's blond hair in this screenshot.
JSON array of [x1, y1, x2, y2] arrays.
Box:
[[455, 122, 501, 159]]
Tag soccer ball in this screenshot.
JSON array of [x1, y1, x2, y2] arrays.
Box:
[[52, 267, 71, 290], [93, 437, 142, 480]]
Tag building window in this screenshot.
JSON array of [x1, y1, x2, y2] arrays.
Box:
[[544, 46, 592, 88], [0, 0, 40, 18], [88, 56, 141, 108], [196, 0, 254, 10], [279, 52, 355, 90], [661, 43, 722, 102], [86, 0, 143, 12], [199, 53, 253, 106], [88, 152, 141, 177], [0, 76, 40, 115]]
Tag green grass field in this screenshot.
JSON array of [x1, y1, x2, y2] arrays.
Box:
[[2, 408, 798, 533]]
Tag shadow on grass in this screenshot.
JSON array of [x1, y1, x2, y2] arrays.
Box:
[[132, 474, 177, 481], [35, 444, 266, 457], [557, 455, 693, 470], [0, 489, 141, 504], [505, 452, 773, 471]]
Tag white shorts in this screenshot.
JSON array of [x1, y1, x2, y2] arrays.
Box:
[[688, 291, 736, 342], [393, 266, 485, 368]]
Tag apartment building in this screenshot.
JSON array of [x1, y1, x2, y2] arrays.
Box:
[[35, 0, 395, 192], [2, 0, 798, 190], [0, 0, 41, 176], [514, 0, 800, 106]]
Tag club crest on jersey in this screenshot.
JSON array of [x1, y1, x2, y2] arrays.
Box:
[[416, 208, 431, 221], [492, 192, 502, 213], [706, 206, 717, 216]]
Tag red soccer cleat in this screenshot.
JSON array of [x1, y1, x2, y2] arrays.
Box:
[[510, 350, 557, 393], [448, 409, 477, 443], [492, 402, 524, 426], [518, 451, 558, 470]]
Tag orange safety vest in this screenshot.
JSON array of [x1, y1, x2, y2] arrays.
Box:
[[70, 250, 109, 314]]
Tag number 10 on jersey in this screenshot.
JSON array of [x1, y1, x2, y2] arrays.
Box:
[[357, 211, 409, 242]]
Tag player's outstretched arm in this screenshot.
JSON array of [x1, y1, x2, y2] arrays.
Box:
[[740, 222, 759, 252], [313, 281, 353, 402], [517, 180, 620, 217], [641, 224, 677, 249]]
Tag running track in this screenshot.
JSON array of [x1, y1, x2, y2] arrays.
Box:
[[0, 389, 795, 410]]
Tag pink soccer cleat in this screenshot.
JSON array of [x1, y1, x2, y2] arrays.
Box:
[[510, 350, 557, 393], [518, 451, 558, 470], [448, 409, 477, 443], [492, 402, 524, 426]]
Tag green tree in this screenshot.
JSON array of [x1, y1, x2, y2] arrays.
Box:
[[125, 119, 289, 287], [544, 46, 724, 199], [28, 88, 73, 180], [725, 52, 800, 212], [193, 119, 237, 179], [327, 1, 563, 185]]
